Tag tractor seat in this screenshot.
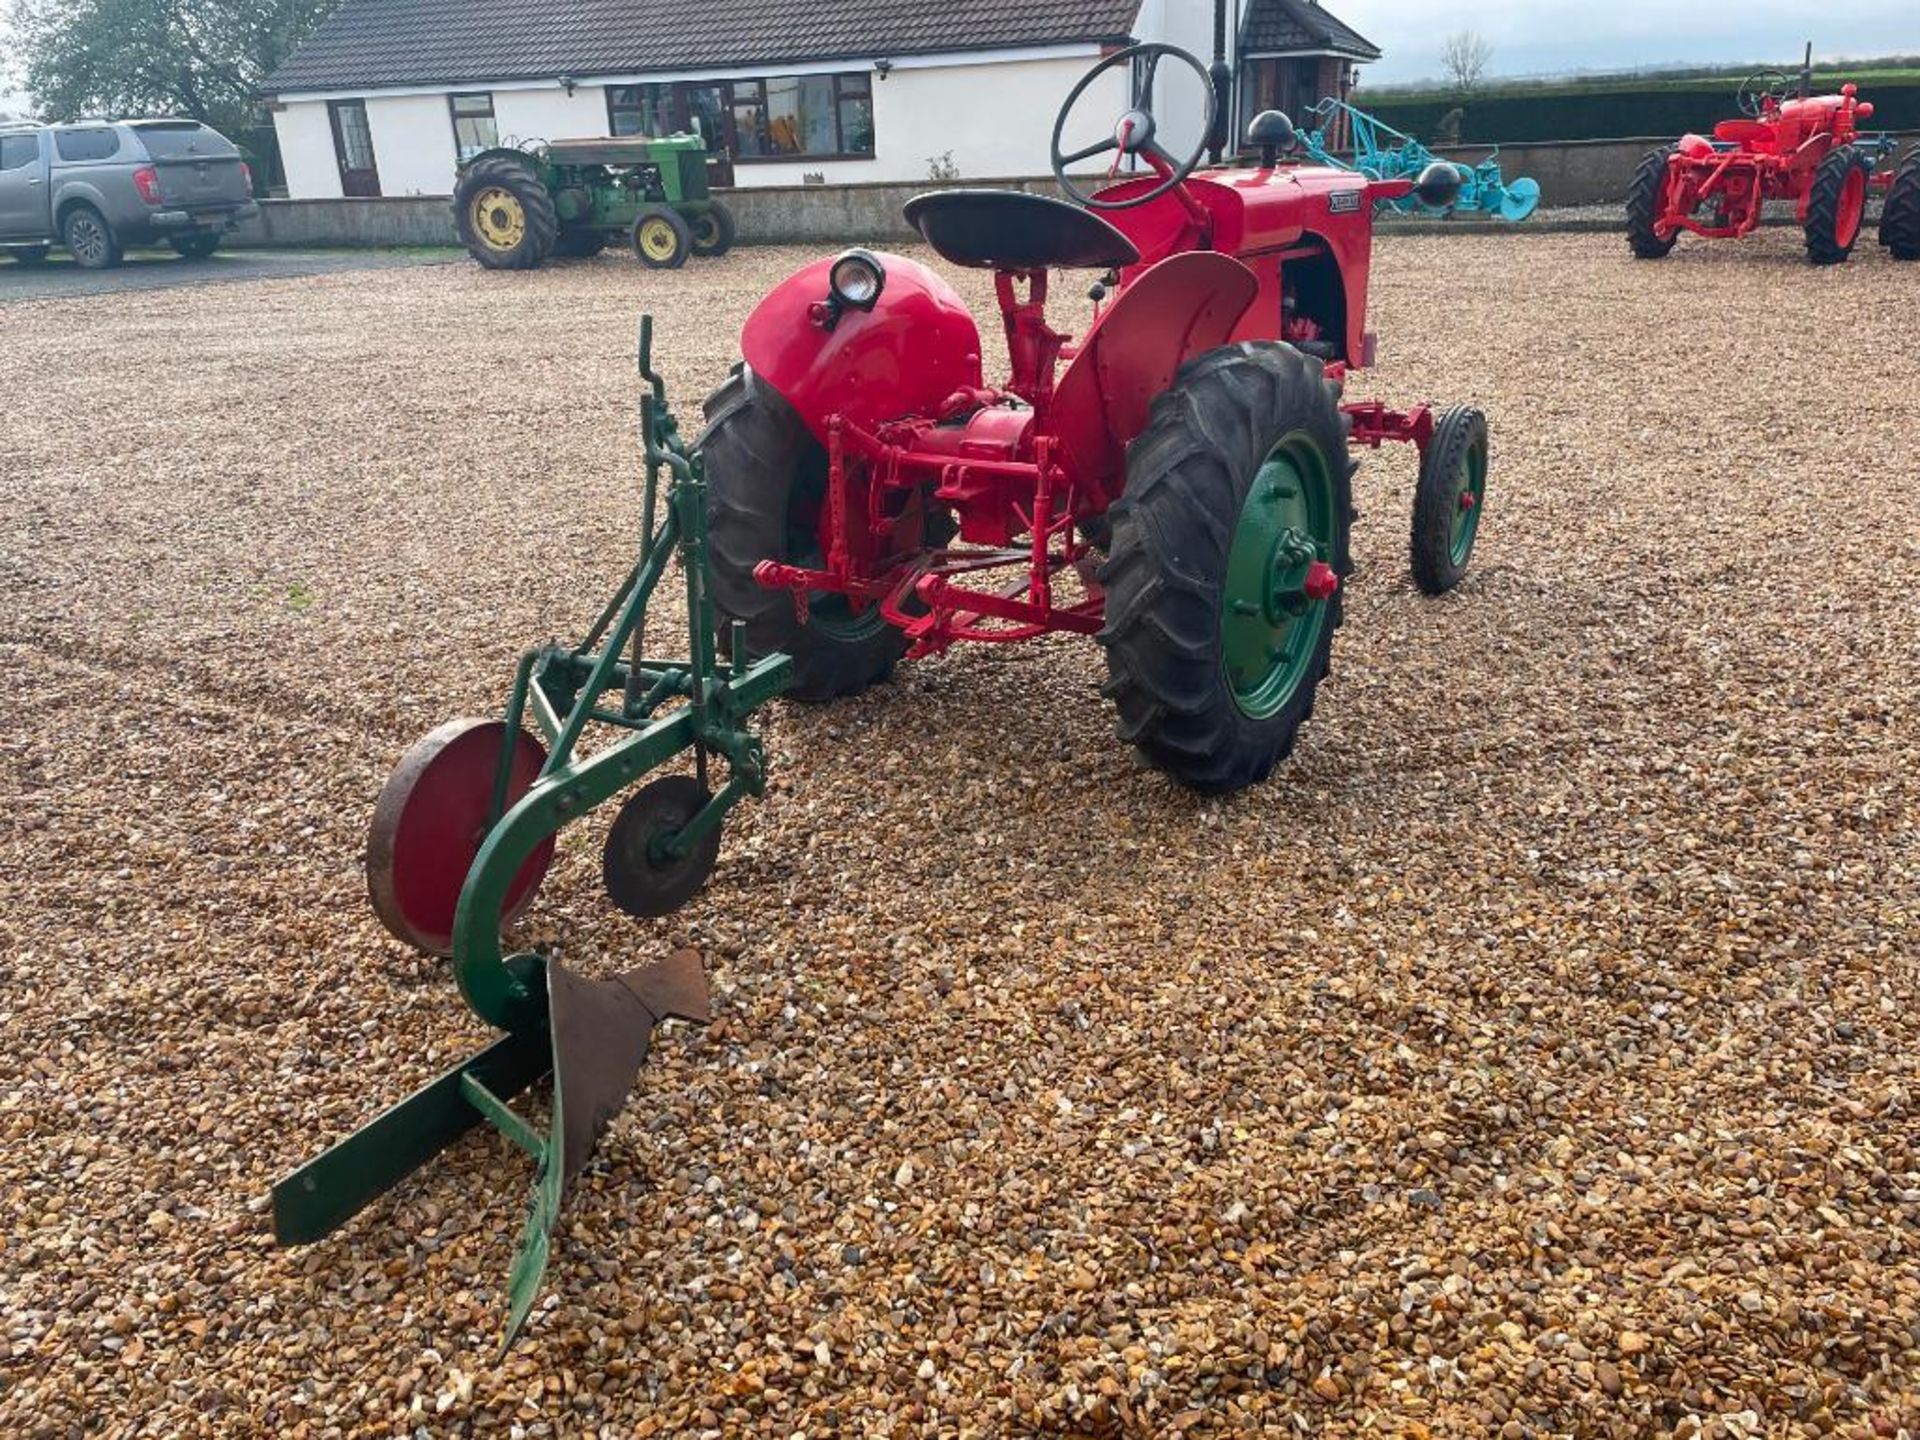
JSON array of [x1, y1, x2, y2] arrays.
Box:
[[902, 189, 1140, 272]]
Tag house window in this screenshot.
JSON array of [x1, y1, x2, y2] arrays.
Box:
[[449, 93, 498, 159], [606, 73, 875, 161], [608, 84, 673, 137]]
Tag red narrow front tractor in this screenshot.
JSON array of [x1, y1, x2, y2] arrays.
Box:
[[701, 45, 1487, 793], [1627, 52, 1915, 265]]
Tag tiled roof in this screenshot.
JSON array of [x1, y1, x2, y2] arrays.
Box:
[[1240, 0, 1380, 61], [266, 0, 1143, 93]]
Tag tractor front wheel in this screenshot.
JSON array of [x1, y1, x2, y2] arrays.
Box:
[[1626, 146, 1679, 259], [1805, 147, 1869, 265], [1410, 406, 1488, 595], [1882, 145, 1920, 260], [454, 160, 558, 270], [1098, 342, 1352, 793], [689, 201, 737, 258], [700, 365, 913, 701], [632, 206, 692, 268]]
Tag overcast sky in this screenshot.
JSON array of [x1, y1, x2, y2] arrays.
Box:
[[1336, 0, 1920, 84]]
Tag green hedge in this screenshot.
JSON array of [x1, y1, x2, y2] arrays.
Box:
[[1362, 84, 1920, 145]]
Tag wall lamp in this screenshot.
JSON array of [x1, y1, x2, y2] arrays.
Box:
[[874, 58, 893, 80]]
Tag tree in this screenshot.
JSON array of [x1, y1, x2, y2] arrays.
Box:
[[8, 0, 334, 135], [1439, 30, 1493, 97]]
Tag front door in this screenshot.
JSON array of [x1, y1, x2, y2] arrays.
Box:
[[328, 100, 381, 197], [0, 132, 46, 238]]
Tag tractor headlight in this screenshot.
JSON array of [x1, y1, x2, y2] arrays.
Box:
[[828, 249, 885, 311]]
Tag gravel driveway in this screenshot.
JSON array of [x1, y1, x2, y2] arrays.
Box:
[[0, 246, 457, 301], [1, 233, 1916, 1436]]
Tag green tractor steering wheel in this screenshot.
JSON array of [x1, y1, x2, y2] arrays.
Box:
[[1051, 43, 1216, 211]]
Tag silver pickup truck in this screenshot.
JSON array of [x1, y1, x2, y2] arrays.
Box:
[[0, 119, 260, 269]]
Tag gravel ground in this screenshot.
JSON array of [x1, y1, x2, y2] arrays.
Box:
[[2, 229, 1916, 1438]]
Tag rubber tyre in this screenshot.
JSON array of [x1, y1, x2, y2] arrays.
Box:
[[9, 245, 50, 264], [170, 234, 221, 260], [1882, 145, 1920, 261], [1805, 147, 1869, 265], [1410, 406, 1488, 596], [699, 365, 912, 701], [1626, 145, 1678, 259], [632, 205, 693, 268], [62, 205, 121, 270], [453, 161, 558, 270], [689, 200, 736, 257], [552, 229, 609, 258], [1097, 342, 1352, 794]]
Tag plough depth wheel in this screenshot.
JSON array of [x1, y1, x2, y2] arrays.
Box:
[[603, 773, 724, 917], [366, 718, 554, 956]]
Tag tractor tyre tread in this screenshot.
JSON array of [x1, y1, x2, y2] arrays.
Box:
[[1409, 406, 1488, 596], [1097, 341, 1351, 794], [1626, 145, 1678, 259], [453, 162, 558, 270], [699, 366, 908, 702], [1882, 145, 1920, 260], [1805, 146, 1869, 265]]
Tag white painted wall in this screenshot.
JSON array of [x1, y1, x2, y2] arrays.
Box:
[[272, 102, 343, 199], [366, 92, 460, 196], [1131, 0, 1238, 163], [274, 52, 1133, 198]]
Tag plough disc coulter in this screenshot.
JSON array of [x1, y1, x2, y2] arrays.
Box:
[[272, 320, 791, 1349]]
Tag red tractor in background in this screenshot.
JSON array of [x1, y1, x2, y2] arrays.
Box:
[[699, 44, 1485, 793], [1628, 49, 1920, 264]]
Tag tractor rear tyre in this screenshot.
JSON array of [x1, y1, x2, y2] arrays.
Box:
[[1410, 406, 1488, 596], [1882, 146, 1920, 260], [455, 159, 558, 270], [700, 365, 913, 701], [553, 229, 609, 258], [1805, 147, 1870, 265], [1626, 145, 1679, 259], [632, 206, 692, 268], [1098, 342, 1352, 793], [689, 201, 737, 257]]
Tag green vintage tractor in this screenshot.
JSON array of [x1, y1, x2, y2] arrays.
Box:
[[453, 134, 737, 271]]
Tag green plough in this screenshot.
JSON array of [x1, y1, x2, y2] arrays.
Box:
[[272, 319, 790, 1348]]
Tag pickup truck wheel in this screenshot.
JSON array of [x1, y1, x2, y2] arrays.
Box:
[[170, 234, 222, 260], [63, 206, 122, 270], [9, 245, 50, 265]]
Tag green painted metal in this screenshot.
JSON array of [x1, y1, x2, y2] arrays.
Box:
[[461, 135, 720, 238], [270, 315, 792, 1349], [1220, 435, 1336, 720], [1448, 433, 1487, 567]]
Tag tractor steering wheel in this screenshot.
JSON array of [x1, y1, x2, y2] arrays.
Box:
[[1737, 70, 1792, 117], [1051, 43, 1216, 212]]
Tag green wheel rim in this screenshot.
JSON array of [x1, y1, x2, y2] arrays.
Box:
[[1448, 435, 1487, 567], [1220, 434, 1336, 720]]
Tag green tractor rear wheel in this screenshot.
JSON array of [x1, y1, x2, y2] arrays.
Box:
[[632, 206, 692, 269], [454, 159, 558, 270], [1098, 342, 1352, 793], [689, 201, 737, 258], [1409, 406, 1488, 595]]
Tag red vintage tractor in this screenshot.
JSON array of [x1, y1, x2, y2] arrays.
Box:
[[701, 44, 1487, 793], [1626, 52, 1914, 265]]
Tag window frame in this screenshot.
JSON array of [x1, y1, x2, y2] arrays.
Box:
[[603, 72, 876, 163], [54, 127, 121, 163], [447, 91, 499, 160]]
